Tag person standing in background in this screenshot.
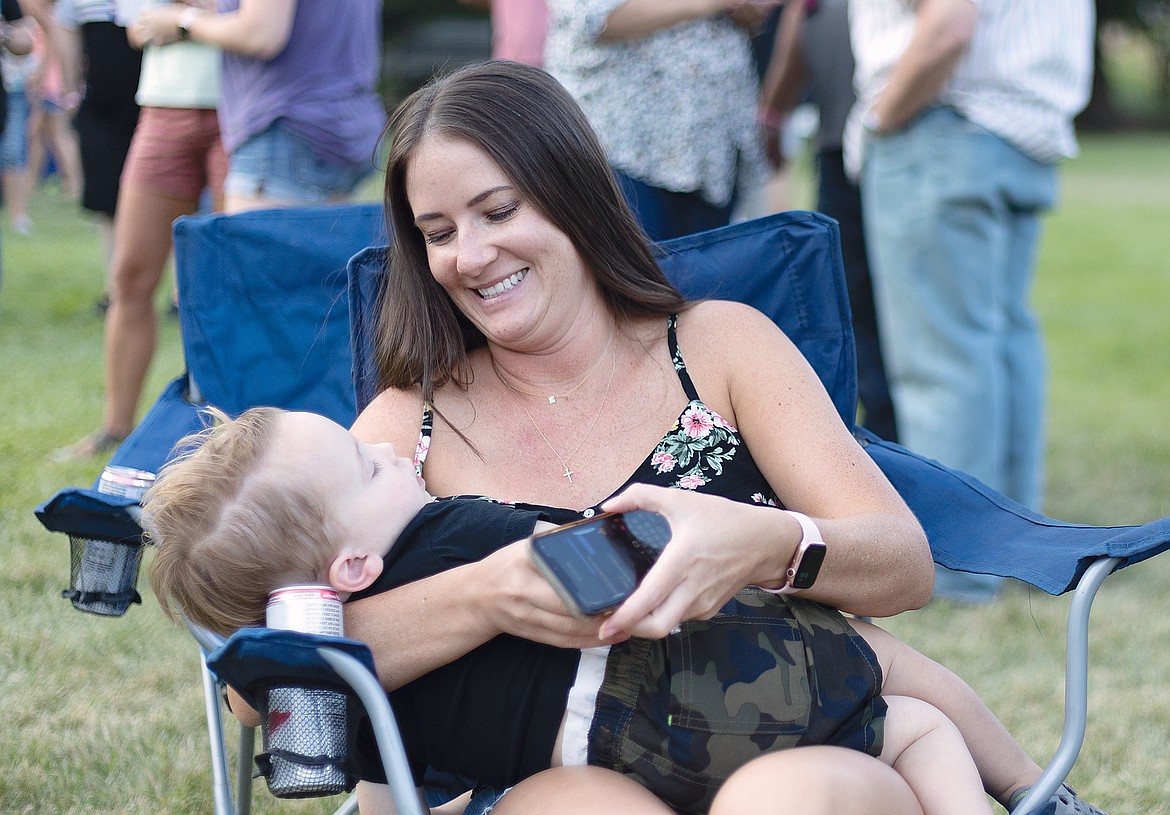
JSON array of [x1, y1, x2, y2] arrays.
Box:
[[135, 0, 384, 213], [54, 0, 142, 310], [22, 0, 83, 205], [544, 0, 780, 242], [2, 0, 45, 235], [759, 0, 897, 442], [846, 0, 1094, 602], [58, 0, 227, 460], [0, 0, 34, 289]]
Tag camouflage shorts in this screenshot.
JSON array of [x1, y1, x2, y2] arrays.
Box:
[[587, 589, 886, 814]]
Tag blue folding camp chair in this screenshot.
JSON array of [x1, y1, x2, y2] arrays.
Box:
[[36, 203, 388, 815], [35, 206, 1170, 815], [344, 210, 1170, 815]]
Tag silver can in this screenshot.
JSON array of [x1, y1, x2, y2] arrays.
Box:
[[264, 585, 348, 797], [69, 467, 157, 615], [97, 465, 156, 500], [266, 585, 344, 636]]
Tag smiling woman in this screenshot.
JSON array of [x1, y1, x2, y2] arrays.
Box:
[[338, 59, 960, 815]]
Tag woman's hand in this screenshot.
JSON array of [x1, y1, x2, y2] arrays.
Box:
[[134, 5, 187, 47], [597, 485, 789, 640], [479, 540, 621, 649]]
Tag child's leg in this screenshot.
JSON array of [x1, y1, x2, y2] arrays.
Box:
[[709, 744, 925, 815], [492, 766, 675, 815], [880, 695, 993, 815], [849, 617, 1039, 806]]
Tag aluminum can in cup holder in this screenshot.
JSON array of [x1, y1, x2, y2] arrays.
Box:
[[263, 586, 349, 797], [66, 466, 156, 616]]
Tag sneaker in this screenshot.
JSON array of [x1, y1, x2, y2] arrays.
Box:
[[12, 215, 31, 235], [1010, 783, 1108, 815]]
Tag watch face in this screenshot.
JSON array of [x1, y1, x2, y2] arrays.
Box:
[[791, 543, 827, 590]]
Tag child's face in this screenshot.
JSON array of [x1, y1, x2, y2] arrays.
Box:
[[271, 412, 432, 556]]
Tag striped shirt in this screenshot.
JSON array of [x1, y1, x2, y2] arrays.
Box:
[[849, 0, 1094, 165]]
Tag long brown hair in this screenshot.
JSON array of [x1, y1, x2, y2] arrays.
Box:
[[375, 60, 686, 403]]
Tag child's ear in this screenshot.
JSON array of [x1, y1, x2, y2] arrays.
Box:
[[328, 551, 384, 593]]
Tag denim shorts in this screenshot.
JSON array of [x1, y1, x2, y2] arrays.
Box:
[[1, 90, 29, 169], [588, 590, 886, 814], [224, 119, 371, 204]]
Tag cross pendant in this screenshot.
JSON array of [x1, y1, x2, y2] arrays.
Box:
[[561, 465, 574, 483]]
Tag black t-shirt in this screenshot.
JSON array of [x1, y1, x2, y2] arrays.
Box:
[[348, 498, 580, 788]]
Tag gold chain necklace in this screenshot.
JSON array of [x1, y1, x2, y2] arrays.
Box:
[[507, 349, 617, 484], [491, 333, 614, 405]]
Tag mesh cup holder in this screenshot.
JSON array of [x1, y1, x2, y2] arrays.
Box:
[[62, 535, 143, 616], [257, 685, 356, 798]]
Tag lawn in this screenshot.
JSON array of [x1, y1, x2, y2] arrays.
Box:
[[2, 133, 1169, 813]]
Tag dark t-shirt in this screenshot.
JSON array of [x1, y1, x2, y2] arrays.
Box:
[[348, 498, 580, 788]]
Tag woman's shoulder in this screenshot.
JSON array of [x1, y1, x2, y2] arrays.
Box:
[[678, 300, 786, 349], [351, 385, 425, 446]]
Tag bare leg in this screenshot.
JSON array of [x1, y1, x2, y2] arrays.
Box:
[[710, 744, 924, 815], [494, 766, 673, 815], [849, 617, 1041, 806], [880, 695, 993, 815], [46, 108, 83, 198], [355, 780, 431, 815], [101, 186, 199, 436]]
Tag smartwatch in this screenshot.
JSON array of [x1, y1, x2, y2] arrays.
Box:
[[765, 510, 827, 595]]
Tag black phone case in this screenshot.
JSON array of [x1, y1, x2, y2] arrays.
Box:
[[529, 510, 671, 617]]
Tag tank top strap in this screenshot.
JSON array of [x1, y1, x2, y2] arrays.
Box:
[[667, 313, 701, 402], [414, 401, 435, 477]]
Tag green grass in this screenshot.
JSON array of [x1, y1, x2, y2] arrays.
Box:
[[3, 135, 1170, 813]]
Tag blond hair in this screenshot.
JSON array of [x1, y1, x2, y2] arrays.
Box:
[[144, 407, 343, 636]]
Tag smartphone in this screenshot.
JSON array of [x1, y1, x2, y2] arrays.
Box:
[[529, 510, 672, 618]]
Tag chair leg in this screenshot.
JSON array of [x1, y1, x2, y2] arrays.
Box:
[[201, 652, 239, 815], [235, 722, 255, 815], [332, 793, 361, 815], [1013, 556, 1122, 815]]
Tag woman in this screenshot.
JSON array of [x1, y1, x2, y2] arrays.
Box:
[[134, 0, 384, 212], [543, 0, 779, 240], [62, 0, 227, 459], [346, 59, 936, 814]]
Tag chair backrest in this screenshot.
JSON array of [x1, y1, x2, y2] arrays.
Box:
[[348, 210, 856, 424], [175, 203, 388, 428]]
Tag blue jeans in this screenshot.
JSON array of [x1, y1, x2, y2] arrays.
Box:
[[1, 89, 29, 169], [862, 107, 1058, 600]]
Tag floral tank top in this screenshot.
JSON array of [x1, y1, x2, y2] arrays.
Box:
[[414, 314, 783, 523]]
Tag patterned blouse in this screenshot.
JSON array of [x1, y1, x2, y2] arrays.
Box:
[[544, 0, 767, 209]]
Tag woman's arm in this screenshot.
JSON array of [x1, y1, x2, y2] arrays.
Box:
[[600, 301, 933, 638], [135, 0, 297, 59], [862, 0, 976, 134]]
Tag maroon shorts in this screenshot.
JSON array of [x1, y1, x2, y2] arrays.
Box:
[[120, 106, 227, 201]]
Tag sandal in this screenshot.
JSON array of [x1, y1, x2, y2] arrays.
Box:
[[1010, 783, 1108, 815], [51, 428, 129, 462]]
